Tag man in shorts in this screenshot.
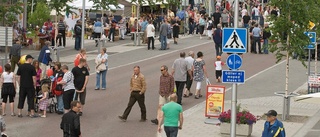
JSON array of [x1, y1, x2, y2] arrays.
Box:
[[16, 55, 37, 118], [72, 58, 89, 116], [151, 65, 175, 125]]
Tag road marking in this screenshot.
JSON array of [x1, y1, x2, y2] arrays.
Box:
[[182, 59, 287, 117], [89, 40, 213, 75]]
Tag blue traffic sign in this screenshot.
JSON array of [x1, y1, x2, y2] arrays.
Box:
[[226, 54, 242, 70], [222, 28, 247, 53], [304, 32, 316, 44], [306, 44, 315, 49], [222, 70, 245, 84]]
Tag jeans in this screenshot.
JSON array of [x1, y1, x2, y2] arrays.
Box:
[[75, 35, 81, 50], [215, 43, 222, 56], [243, 23, 249, 28], [57, 95, 64, 112], [189, 22, 194, 34], [253, 37, 261, 53], [164, 126, 179, 137], [175, 81, 185, 104], [108, 28, 115, 41], [160, 35, 167, 50], [263, 39, 269, 54], [96, 69, 108, 89]]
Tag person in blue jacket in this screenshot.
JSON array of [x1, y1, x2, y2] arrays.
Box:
[[262, 110, 286, 137], [38, 41, 52, 79]]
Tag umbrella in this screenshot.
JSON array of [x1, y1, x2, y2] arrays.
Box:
[[294, 92, 320, 104]]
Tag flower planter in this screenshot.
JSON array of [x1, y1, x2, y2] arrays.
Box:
[[220, 123, 253, 137]]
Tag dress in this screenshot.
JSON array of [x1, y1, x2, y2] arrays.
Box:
[[39, 92, 49, 110], [193, 60, 205, 82], [171, 20, 180, 38]]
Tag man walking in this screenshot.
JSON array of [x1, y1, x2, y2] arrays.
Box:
[[9, 39, 21, 72], [213, 24, 223, 56], [118, 66, 147, 122], [252, 23, 262, 54], [38, 41, 52, 79], [74, 20, 82, 50], [157, 94, 183, 137], [151, 65, 175, 125], [16, 55, 37, 118], [93, 18, 103, 47], [57, 18, 68, 47], [184, 51, 195, 97], [159, 19, 168, 50], [146, 20, 155, 50], [172, 52, 192, 105], [72, 58, 89, 116], [262, 110, 286, 137], [60, 101, 82, 137]]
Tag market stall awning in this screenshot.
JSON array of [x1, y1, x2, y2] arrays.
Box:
[[69, 0, 124, 10], [294, 92, 320, 104], [125, 0, 168, 6]]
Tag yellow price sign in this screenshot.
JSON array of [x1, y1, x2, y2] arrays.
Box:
[[309, 21, 315, 30], [132, 5, 136, 14]]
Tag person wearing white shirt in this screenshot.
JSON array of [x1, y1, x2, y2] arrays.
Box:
[[146, 20, 155, 50], [184, 51, 195, 97], [241, 7, 247, 18], [252, 5, 260, 21]]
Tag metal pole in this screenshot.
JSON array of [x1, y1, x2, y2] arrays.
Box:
[[209, 0, 212, 16], [231, 83, 237, 137], [23, 0, 27, 29], [308, 49, 311, 93], [31, 0, 34, 15], [231, 0, 239, 136], [315, 42, 318, 75], [5, 27, 8, 64], [81, 0, 86, 49]]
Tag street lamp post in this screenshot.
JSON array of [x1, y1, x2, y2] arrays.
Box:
[[81, 0, 86, 49]]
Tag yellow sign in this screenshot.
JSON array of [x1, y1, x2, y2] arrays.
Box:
[[309, 21, 315, 30], [132, 5, 136, 15], [205, 85, 225, 118], [160, 4, 166, 9]]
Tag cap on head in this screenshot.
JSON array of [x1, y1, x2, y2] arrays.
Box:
[[25, 55, 34, 60], [265, 110, 277, 117]]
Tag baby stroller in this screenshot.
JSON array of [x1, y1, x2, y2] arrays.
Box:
[[34, 78, 57, 113]]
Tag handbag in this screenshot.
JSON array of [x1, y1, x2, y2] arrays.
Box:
[[96, 63, 107, 72]]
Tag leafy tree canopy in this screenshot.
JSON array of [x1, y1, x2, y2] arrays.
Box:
[[0, 0, 23, 25], [28, 2, 50, 27], [268, 0, 320, 65]]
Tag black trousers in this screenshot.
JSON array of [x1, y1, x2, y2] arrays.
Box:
[[253, 37, 262, 53], [185, 73, 193, 91], [216, 70, 222, 79], [147, 37, 154, 50], [58, 30, 66, 47], [122, 91, 146, 120], [175, 81, 186, 104], [18, 87, 35, 110]]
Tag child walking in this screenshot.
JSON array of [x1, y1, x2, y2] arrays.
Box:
[[215, 56, 224, 82], [39, 84, 49, 118]]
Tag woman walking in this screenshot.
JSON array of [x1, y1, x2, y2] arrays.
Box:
[[0, 64, 16, 116], [193, 51, 209, 99], [95, 48, 108, 90], [171, 17, 180, 44]]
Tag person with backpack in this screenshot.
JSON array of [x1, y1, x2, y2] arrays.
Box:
[[207, 17, 213, 40], [74, 20, 82, 50], [213, 24, 223, 56], [53, 62, 64, 114], [57, 18, 68, 47]]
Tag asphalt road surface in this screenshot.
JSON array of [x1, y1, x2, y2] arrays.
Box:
[[3, 36, 302, 137]]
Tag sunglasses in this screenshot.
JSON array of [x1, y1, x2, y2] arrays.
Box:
[[160, 69, 165, 71]]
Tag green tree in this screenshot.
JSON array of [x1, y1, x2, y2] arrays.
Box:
[[268, 0, 320, 120], [28, 2, 50, 27], [0, 0, 23, 26]]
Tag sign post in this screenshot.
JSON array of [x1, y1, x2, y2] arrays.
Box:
[[304, 32, 317, 93], [221, 0, 245, 135]]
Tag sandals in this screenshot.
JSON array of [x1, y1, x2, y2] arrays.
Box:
[[183, 94, 189, 98], [18, 114, 23, 118], [11, 113, 16, 117]]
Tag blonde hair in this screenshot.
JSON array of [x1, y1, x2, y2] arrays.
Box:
[[41, 84, 49, 93]]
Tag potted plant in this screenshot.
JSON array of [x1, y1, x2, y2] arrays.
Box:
[[218, 104, 257, 137]]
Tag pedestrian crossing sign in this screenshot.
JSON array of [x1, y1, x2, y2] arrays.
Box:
[[222, 28, 247, 53]]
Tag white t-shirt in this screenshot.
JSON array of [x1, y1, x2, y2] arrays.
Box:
[[2, 72, 14, 83], [252, 7, 260, 16], [241, 9, 247, 17], [185, 56, 195, 68], [146, 24, 155, 37], [215, 61, 224, 70]]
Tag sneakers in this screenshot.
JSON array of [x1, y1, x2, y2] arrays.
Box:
[[151, 119, 158, 125], [56, 111, 64, 115], [118, 116, 126, 122], [41, 115, 46, 118]]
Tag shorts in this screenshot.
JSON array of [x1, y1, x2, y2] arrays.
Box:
[[74, 88, 86, 105], [63, 89, 75, 110], [159, 95, 170, 105], [196, 81, 202, 90]]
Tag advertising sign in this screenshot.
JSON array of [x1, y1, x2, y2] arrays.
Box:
[[205, 85, 225, 118]]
